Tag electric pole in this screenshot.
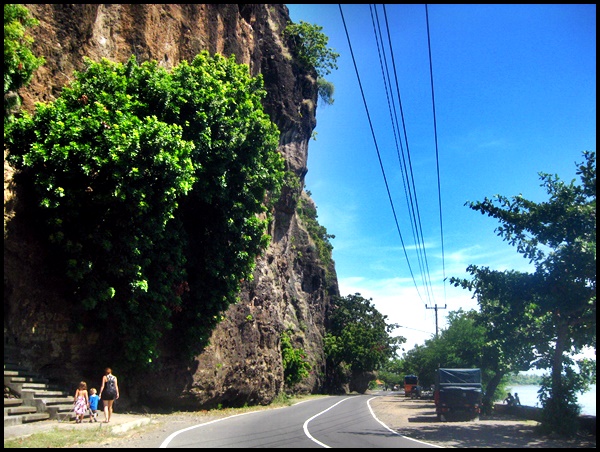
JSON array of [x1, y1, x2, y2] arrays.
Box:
[[426, 303, 447, 338]]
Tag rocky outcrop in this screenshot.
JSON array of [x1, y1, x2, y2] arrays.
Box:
[[4, 4, 338, 409]]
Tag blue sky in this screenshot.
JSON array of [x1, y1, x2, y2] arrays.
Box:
[[285, 4, 596, 355]]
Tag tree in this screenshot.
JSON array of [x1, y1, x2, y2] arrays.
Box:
[[284, 21, 339, 77], [458, 151, 596, 435], [451, 269, 548, 410], [401, 308, 517, 407], [324, 293, 404, 391], [5, 52, 284, 372], [284, 20, 339, 106], [4, 4, 45, 122], [401, 310, 485, 387]]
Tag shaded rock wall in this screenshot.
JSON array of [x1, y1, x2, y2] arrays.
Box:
[[4, 4, 338, 409]]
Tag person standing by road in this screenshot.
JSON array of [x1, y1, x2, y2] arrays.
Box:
[[99, 367, 119, 423]]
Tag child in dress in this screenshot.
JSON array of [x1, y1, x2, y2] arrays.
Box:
[[88, 388, 100, 422], [73, 381, 89, 424]]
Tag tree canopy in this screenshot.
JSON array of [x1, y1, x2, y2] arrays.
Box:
[[325, 293, 404, 379], [5, 52, 285, 371], [284, 20, 339, 78], [453, 150, 596, 435]]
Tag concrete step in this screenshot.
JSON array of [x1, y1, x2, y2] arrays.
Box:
[[3, 412, 50, 427], [56, 411, 77, 422], [5, 405, 37, 416], [4, 368, 39, 378], [4, 363, 32, 372], [22, 382, 50, 390], [3, 398, 22, 407], [22, 412, 51, 423], [6, 375, 50, 384], [3, 358, 76, 426], [22, 389, 72, 402], [29, 389, 70, 397], [47, 404, 77, 420], [40, 396, 74, 405]]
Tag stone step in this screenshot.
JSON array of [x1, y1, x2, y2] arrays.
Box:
[[5, 375, 50, 384], [4, 405, 37, 416], [4, 411, 51, 427], [4, 368, 39, 377], [22, 382, 50, 390], [56, 411, 77, 422], [47, 404, 78, 420], [3, 398, 22, 407], [4, 363, 31, 372], [21, 388, 72, 400], [3, 359, 75, 426], [22, 412, 51, 423], [28, 389, 70, 397], [47, 403, 77, 412], [37, 396, 75, 405]]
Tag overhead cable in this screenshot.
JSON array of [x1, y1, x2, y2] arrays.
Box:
[[370, 4, 434, 307], [425, 4, 447, 301], [338, 4, 425, 304]]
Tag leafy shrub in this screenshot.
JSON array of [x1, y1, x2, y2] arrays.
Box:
[[4, 4, 45, 121], [6, 52, 284, 371], [281, 329, 312, 387], [284, 21, 339, 77], [284, 20, 338, 106]]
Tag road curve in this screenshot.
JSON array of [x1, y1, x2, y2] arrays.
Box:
[[160, 394, 439, 448]]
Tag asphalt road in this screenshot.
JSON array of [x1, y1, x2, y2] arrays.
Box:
[[159, 394, 438, 448]]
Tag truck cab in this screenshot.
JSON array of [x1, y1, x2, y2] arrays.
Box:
[[434, 368, 482, 421], [403, 375, 419, 398]]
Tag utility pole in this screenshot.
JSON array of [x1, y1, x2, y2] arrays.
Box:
[[426, 304, 447, 338]]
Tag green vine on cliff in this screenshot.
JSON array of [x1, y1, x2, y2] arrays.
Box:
[[284, 20, 339, 106], [281, 329, 312, 387], [297, 193, 335, 276], [5, 52, 284, 372], [4, 4, 45, 124]]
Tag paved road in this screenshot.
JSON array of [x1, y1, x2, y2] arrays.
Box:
[[160, 394, 438, 448]]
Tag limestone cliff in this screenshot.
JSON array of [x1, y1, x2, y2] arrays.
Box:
[[4, 4, 339, 409]]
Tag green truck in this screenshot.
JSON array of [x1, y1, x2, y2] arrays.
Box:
[[434, 368, 482, 421]]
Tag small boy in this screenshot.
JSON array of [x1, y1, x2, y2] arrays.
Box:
[[89, 388, 100, 422]]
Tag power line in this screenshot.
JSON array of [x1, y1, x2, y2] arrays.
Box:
[[379, 3, 439, 305], [369, 4, 433, 307], [425, 4, 447, 302], [338, 4, 449, 325], [338, 4, 425, 304]]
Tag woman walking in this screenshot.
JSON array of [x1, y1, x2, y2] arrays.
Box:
[[99, 367, 119, 423]]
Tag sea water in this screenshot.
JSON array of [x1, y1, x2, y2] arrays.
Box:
[[506, 384, 596, 416]]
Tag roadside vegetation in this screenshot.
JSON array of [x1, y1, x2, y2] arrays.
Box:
[[4, 4, 45, 125], [4, 5, 594, 439], [375, 151, 596, 437], [284, 20, 339, 106]]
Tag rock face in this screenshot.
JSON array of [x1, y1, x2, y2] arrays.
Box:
[[4, 4, 339, 409]]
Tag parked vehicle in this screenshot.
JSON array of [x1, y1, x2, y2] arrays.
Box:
[[434, 368, 482, 421], [403, 375, 419, 398]]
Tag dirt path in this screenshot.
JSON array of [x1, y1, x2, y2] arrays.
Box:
[[369, 394, 596, 448]]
